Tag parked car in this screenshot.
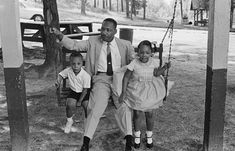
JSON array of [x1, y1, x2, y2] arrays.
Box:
[[19, 2, 44, 21]]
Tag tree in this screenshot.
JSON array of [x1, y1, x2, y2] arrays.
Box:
[[81, 0, 86, 15], [121, 0, 124, 12], [143, 0, 146, 19], [94, 0, 96, 8], [117, 0, 119, 11], [103, 0, 105, 9], [126, 0, 130, 17], [31, 0, 62, 78], [109, 0, 112, 10]]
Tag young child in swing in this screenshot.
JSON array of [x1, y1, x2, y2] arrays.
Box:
[[55, 52, 91, 134], [119, 40, 171, 149]]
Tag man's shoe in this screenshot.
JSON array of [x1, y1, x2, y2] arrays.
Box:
[[80, 144, 89, 151], [125, 144, 132, 151], [134, 142, 140, 149], [64, 119, 73, 134], [124, 135, 133, 151]]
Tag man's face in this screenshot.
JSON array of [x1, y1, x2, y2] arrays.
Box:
[[100, 21, 117, 42]]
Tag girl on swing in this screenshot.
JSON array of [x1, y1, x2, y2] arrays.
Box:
[[119, 40, 172, 149]]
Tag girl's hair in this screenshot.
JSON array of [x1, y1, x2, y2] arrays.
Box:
[[70, 52, 83, 61], [137, 40, 152, 52]]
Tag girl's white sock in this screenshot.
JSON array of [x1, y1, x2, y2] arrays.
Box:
[[134, 131, 141, 144], [146, 131, 153, 144]]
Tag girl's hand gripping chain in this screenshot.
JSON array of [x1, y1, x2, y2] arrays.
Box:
[[153, 62, 171, 77]]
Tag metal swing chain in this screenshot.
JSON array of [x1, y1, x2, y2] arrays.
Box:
[[164, 0, 178, 101]]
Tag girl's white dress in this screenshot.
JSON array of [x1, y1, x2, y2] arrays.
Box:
[[124, 57, 165, 111], [113, 57, 174, 135]]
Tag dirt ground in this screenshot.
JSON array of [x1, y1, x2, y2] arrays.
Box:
[[0, 35, 235, 151]]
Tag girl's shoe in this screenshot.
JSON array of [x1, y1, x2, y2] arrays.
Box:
[[146, 141, 153, 149], [134, 131, 141, 149], [134, 137, 140, 149], [134, 142, 140, 149], [146, 131, 153, 149]]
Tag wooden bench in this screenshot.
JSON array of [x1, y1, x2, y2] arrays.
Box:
[[195, 19, 208, 26], [20, 20, 94, 43]]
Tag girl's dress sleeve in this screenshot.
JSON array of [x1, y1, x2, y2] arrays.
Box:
[[126, 59, 136, 71]]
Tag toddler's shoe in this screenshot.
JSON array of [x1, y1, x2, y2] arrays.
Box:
[[64, 118, 73, 134]]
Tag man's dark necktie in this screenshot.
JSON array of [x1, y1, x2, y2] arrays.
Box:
[[106, 42, 113, 76]]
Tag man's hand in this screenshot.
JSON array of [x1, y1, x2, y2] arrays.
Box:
[[50, 27, 64, 41]]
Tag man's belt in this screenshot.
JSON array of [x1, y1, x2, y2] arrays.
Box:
[[96, 71, 113, 76]]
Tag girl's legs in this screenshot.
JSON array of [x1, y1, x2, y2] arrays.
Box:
[[133, 110, 142, 148], [64, 98, 77, 133], [145, 110, 154, 131], [145, 110, 155, 148]]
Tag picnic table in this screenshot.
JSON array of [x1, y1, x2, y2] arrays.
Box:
[[20, 19, 100, 43]]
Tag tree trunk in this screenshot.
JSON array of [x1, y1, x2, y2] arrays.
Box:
[[117, 0, 118, 11], [180, 0, 183, 19], [130, 0, 133, 20], [37, 0, 62, 78], [133, 0, 136, 16], [103, 0, 105, 9], [109, 0, 112, 11], [126, 0, 129, 17], [94, 0, 96, 8], [143, 0, 146, 19], [106, 0, 108, 8], [121, 0, 124, 12], [81, 0, 86, 15]]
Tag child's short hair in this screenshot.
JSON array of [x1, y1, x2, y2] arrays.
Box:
[[137, 40, 153, 52], [70, 52, 83, 61]]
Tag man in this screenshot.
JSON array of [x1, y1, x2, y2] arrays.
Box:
[[51, 18, 135, 151]]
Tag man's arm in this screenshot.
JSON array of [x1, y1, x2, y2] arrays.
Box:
[[51, 27, 88, 52]]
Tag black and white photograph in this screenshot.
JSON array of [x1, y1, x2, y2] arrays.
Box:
[[0, 0, 235, 150]]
